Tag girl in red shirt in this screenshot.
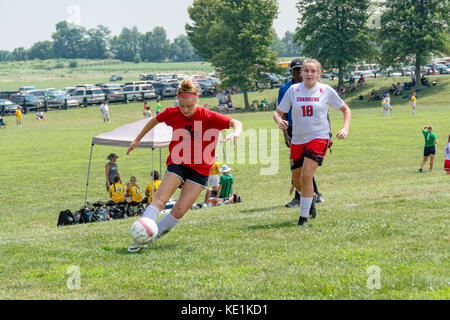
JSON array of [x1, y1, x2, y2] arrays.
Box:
[[126, 80, 242, 252]]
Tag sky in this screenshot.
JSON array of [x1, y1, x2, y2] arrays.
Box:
[[0, 0, 299, 51]]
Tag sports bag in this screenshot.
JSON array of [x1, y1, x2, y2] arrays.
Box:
[[57, 210, 74, 226]]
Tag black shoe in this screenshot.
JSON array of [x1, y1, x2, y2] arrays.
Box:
[[309, 199, 317, 219], [298, 217, 308, 226], [419, 168, 423, 173], [285, 198, 300, 208], [316, 193, 324, 203]]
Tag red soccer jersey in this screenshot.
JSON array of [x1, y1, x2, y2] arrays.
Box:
[[156, 106, 231, 176]]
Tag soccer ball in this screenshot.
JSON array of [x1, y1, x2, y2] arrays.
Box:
[[130, 218, 158, 244], [202, 203, 208, 209]]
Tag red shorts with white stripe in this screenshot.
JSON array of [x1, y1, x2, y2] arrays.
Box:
[[444, 160, 450, 171], [290, 139, 330, 170]]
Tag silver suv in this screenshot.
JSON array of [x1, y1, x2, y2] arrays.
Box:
[[70, 87, 105, 104], [121, 84, 157, 101]]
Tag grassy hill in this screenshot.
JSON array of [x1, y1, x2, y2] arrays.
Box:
[[0, 76, 449, 299]]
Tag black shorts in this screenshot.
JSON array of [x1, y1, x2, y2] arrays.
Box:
[[166, 164, 209, 188], [424, 146, 436, 157]]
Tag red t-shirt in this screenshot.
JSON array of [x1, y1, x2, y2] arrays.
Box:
[[156, 106, 231, 176]]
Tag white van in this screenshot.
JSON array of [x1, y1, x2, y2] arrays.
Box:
[[70, 87, 105, 104], [121, 84, 157, 101]]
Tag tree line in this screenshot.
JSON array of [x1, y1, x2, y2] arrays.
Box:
[[0, 21, 301, 63], [186, 0, 449, 109], [0, 21, 202, 63]]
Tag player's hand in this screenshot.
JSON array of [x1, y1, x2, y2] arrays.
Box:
[[225, 133, 239, 145], [277, 119, 289, 130], [283, 131, 291, 148], [127, 140, 140, 155], [336, 129, 348, 139]]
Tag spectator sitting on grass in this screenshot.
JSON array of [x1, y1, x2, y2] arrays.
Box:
[[227, 101, 234, 114], [36, 111, 47, 120], [251, 100, 259, 112], [262, 98, 269, 111], [358, 75, 365, 86], [213, 165, 234, 202], [369, 89, 380, 101], [421, 75, 430, 87]]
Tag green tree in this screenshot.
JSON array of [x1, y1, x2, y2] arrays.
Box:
[[187, 0, 279, 109], [270, 32, 287, 57], [85, 25, 111, 59], [12, 47, 28, 61], [378, 0, 450, 83], [170, 35, 201, 62], [52, 21, 86, 59], [0, 50, 12, 62], [295, 0, 374, 86], [282, 31, 302, 57], [141, 27, 171, 62], [110, 27, 141, 62], [28, 41, 54, 60]]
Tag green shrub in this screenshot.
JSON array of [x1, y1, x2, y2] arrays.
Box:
[[69, 61, 78, 68]]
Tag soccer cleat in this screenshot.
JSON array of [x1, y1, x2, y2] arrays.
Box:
[[298, 217, 308, 226], [315, 193, 324, 203], [127, 241, 152, 253], [285, 198, 300, 208], [419, 168, 423, 173]]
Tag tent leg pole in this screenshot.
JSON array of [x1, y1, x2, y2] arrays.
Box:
[[152, 148, 155, 204], [85, 143, 94, 206]]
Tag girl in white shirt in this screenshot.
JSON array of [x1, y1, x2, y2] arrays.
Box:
[[274, 59, 351, 226]]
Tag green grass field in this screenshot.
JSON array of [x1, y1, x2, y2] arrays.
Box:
[[0, 75, 449, 300]]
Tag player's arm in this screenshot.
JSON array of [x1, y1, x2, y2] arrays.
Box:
[[336, 105, 351, 139], [225, 119, 243, 144], [274, 109, 289, 130], [105, 164, 111, 188], [127, 117, 159, 155]]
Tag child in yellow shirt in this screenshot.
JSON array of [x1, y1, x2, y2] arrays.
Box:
[[15, 107, 22, 127], [109, 176, 125, 204]]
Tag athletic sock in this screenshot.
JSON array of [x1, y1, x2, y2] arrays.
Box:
[[156, 212, 180, 239], [300, 197, 313, 219], [143, 204, 160, 221]]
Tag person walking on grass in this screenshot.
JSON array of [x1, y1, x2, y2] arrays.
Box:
[[274, 59, 351, 226], [411, 92, 417, 116], [15, 106, 22, 128], [444, 134, 450, 175], [419, 126, 438, 173], [126, 79, 242, 252], [100, 101, 110, 123]]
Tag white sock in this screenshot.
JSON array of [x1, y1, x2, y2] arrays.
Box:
[[300, 197, 313, 218], [156, 212, 180, 239], [143, 204, 159, 221]]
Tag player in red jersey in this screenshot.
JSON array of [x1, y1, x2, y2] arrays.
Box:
[[274, 59, 351, 226], [126, 79, 242, 252]]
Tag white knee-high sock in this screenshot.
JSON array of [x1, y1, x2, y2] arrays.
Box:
[[300, 198, 313, 218], [143, 204, 160, 221], [156, 212, 180, 239]]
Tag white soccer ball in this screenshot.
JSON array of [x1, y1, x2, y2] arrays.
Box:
[[202, 203, 208, 209], [130, 218, 158, 244]]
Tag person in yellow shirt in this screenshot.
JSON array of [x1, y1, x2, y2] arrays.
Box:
[[109, 176, 125, 204], [204, 158, 220, 203], [15, 106, 22, 128], [411, 92, 417, 115], [126, 176, 143, 204], [145, 171, 162, 205]]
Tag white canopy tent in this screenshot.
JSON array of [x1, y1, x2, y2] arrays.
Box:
[[85, 119, 173, 205]]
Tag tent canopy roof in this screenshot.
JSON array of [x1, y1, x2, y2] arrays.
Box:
[[92, 119, 173, 149]]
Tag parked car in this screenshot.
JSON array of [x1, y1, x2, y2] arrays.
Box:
[[434, 64, 450, 74], [28, 90, 48, 99], [98, 83, 122, 90], [263, 73, 283, 88], [152, 82, 178, 99], [0, 91, 18, 100], [421, 66, 440, 75], [102, 88, 126, 103], [109, 74, 123, 81], [70, 87, 105, 105], [18, 86, 37, 93], [121, 84, 157, 101], [194, 79, 215, 96], [0, 99, 20, 113], [62, 87, 76, 95], [10, 94, 44, 111], [44, 95, 79, 108]]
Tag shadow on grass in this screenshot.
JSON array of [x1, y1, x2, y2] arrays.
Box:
[[239, 206, 284, 214], [245, 220, 298, 231], [112, 243, 178, 255]]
